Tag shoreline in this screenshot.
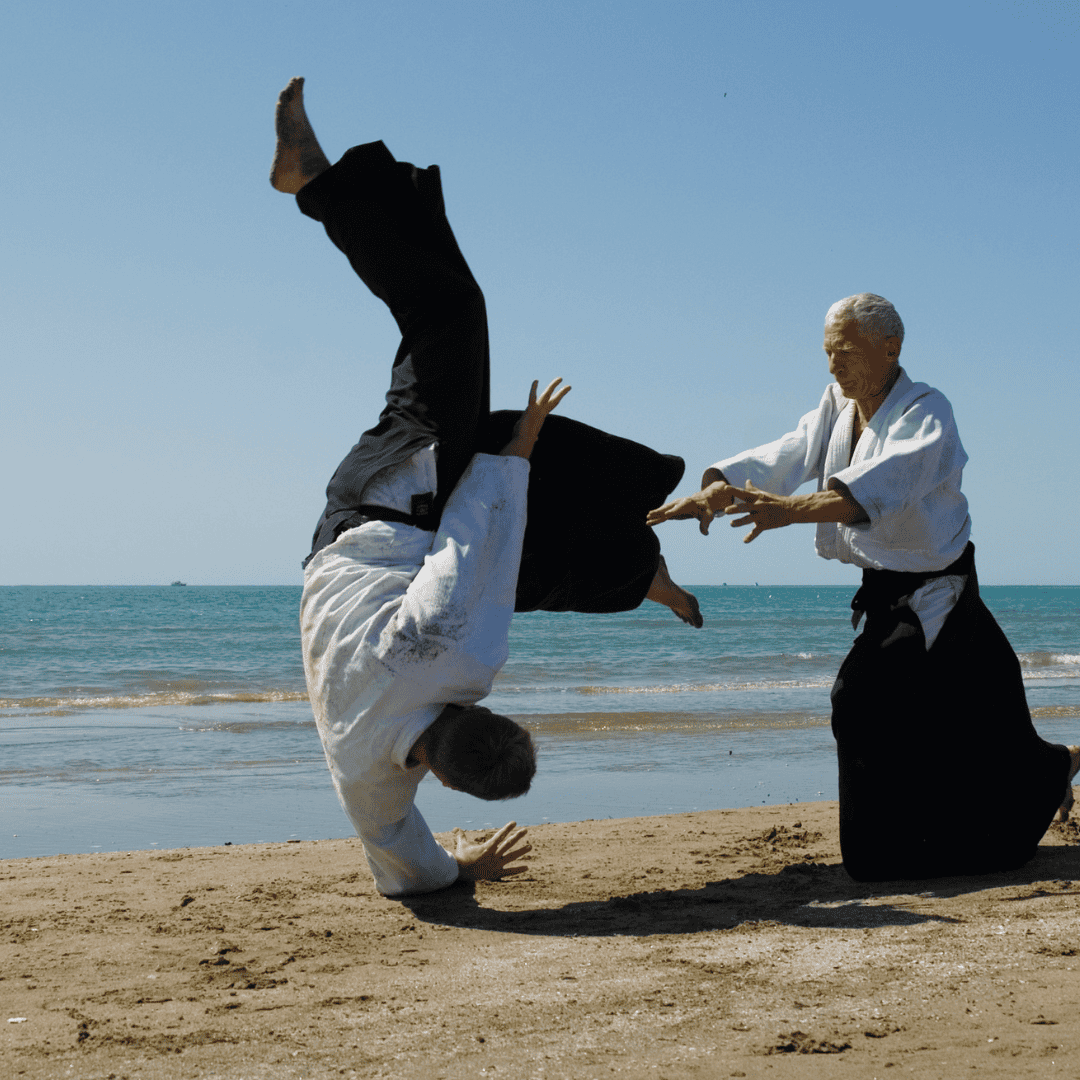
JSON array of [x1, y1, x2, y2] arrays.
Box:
[[8, 701, 1079, 863], [4, 800, 1080, 1078]]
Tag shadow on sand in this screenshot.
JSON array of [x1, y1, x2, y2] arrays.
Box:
[[400, 841, 1080, 937]]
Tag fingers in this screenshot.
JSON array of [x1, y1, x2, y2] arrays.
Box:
[[479, 822, 532, 876], [549, 384, 572, 410], [536, 377, 560, 402], [499, 833, 530, 856], [453, 823, 533, 882], [502, 378, 569, 458], [645, 501, 677, 525], [728, 509, 765, 543], [647, 505, 713, 533], [487, 826, 529, 857], [534, 377, 570, 414], [526, 378, 570, 411], [496, 843, 532, 867], [488, 821, 519, 844], [722, 494, 757, 515], [647, 498, 705, 526], [470, 822, 529, 856]]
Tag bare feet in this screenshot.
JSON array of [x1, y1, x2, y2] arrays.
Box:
[[270, 77, 331, 194], [646, 555, 703, 628], [1056, 745, 1080, 822]]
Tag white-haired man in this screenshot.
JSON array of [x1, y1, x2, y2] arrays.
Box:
[[649, 294, 1079, 881]]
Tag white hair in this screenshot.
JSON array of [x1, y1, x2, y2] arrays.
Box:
[[825, 293, 905, 347]]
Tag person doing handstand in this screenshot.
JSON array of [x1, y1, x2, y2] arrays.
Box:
[[272, 78, 700, 896]]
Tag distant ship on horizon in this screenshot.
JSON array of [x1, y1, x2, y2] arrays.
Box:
[[170, 580, 187, 587]]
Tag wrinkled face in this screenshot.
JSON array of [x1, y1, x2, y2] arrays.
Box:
[[823, 319, 899, 402]]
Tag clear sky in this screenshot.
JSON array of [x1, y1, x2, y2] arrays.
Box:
[[3, 1, 1077, 586]]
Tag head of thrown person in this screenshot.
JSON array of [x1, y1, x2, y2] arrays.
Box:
[[823, 293, 905, 406], [421, 704, 536, 800]]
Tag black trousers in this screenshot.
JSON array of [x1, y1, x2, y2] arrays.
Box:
[[298, 142, 684, 612], [831, 551, 1070, 880]]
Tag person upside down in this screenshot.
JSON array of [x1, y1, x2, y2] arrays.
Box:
[[272, 78, 701, 896]]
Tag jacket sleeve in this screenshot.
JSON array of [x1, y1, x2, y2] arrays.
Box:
[[376, 453, 531, 703], [347, 775, 461, 897]]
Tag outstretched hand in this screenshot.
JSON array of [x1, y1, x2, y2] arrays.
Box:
[[646, 481, 736, 535], [453, 821, 532, 882], [723, 480, 794, 542], [499, 378, 571, 460]]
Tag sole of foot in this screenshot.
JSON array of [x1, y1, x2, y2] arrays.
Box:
[[270, 76, 331, 194], [676, 591, 703, 629], [649, 556, 704, 629]]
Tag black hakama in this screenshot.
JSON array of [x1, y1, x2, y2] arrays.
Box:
[[831, 545, 1071, 880], [297, 141, 682, 613]]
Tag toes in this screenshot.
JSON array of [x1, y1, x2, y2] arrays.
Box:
[[687, 595, 703, 628]]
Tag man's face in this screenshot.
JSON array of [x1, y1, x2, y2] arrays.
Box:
[[822, 319, 899, 402]]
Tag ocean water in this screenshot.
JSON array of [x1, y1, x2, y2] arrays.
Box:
[[3, 584, 1080, 859]]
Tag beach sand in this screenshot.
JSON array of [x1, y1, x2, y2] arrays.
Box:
[[3, 801, 1079, 1079]]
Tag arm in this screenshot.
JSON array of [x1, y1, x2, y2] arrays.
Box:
[[646, 477, 739, 535], [723, 478, 868, 543], [389, 375, 572, 694], [452, 821, 532, 881], [648, 389, 840, 536]]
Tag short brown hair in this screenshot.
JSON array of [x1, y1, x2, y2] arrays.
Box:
[[429, 707, 536, 800]]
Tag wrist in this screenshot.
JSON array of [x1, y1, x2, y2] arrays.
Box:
[[499, 439, 533, 459]]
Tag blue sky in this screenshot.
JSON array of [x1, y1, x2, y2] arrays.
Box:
[[3, 0, 1077, 585]]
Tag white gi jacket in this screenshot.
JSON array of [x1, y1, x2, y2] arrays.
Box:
[[301, 452, 530, 896], [714, 371, 972, 646]]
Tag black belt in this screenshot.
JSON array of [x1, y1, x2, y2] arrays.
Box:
[[332, 502, 436, 541], [303, 493, 439, 570], [850, 541, 974, 621]]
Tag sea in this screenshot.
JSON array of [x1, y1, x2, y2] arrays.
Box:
[[3, 585, 1080, 860]]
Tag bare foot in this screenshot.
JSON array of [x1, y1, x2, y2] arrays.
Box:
[[646, 555, 703, 628], [1056, 744, 1080, 822], [270, 77, 331, 193]]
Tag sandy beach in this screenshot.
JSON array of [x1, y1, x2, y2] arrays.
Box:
[[3, 800, 1079, 1079]]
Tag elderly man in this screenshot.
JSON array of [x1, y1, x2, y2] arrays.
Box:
[[649, 294, 1079, 881], [272, 79, 700, 897]]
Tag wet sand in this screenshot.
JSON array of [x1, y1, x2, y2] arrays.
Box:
[[3, 800, 1079, 1079]]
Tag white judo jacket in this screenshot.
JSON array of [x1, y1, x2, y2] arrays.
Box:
[[714, 371, 971, 572], [301, 453, 529, 896], [714, 372, 973, 647]]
